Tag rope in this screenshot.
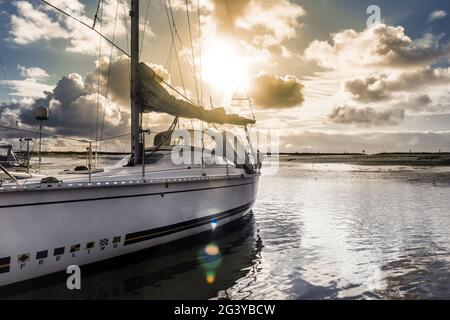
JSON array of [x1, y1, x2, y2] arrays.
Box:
[[95, 0, 104, 152], [0, 124, 130, 144], [99, 0, 121, 153], [225, 0, 236, 39], [197, 0, 204, 106], [164, 0, 187, 97], [225, 0, 255, 123], [184, 0, 200, 105], [166, 0, 199, 84], [122, 0, 130, 54], [140, 0, 152, 59]]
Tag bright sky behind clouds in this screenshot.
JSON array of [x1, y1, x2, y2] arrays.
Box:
[[0, 0, 450, 153]]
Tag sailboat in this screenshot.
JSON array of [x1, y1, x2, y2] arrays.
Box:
[[0, 0, 260, 287]]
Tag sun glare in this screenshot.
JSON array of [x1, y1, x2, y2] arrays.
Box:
[[202, 40, 249, 98]]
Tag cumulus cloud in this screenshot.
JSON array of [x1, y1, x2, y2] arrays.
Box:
[[344, 75, 392, 103], [0, 56, 174, 141], [9, 0, 129, 56], [17, 65, 49, 80], [392, 94, 450, 114], [428, 10, 447, 22], [1, 69, 128, 140], [174, 0, 304, 54], [232, 0, 305, 48], [248, 73, 305, 109], [344, 67, 450, 103], [394, 94, 433, 112], [9, 1, 69, 45], [328, 105, 405, 126], [84, 55, 170, 107], [305, 24, 450, 70], [12, 72, 129, 139]]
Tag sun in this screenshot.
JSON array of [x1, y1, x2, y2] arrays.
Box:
[[201, 39, 250, 98]]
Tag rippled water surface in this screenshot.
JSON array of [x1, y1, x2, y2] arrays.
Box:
[[3, 159, 450, 300]]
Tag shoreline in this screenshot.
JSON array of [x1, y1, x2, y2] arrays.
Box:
[[278, 153, 450, 167]]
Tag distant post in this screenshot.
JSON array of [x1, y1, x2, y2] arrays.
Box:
[[35, 106, 49, 172], [25, 138, 32, 173]]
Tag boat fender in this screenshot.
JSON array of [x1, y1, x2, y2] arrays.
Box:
[[74, 165, 89, 171], [40, 177, 61, 184]]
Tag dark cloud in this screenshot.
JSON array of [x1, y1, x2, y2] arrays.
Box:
[[345, 68, 450, 103], [1, 69, 130, 141], [392, 94, 450, 113], [373, 28, 450, 67], [328, 105, 405, 126], [0, 103, 22, 139], [0, 56, 177, 146], [344, 75, 392, 103], [249, 73, 305, 109], [306, 24, 450, 69], [85, 56, 130, 107], [392, 94, 433, 112]]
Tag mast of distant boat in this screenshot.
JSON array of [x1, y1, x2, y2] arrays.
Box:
[[130, 0, 142, 165]]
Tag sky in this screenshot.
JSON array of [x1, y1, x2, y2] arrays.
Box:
[[0, 0, 450, 153]]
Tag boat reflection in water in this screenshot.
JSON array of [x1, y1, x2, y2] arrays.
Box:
[[0, 213, 261, 300]]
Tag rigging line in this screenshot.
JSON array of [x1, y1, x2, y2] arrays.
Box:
[[197, 0, 204, 106], [164, 36, 174, 76], [164, 0, 187, 97], [247, 96, 256, 122], [0, 125, 87, 143], [122, 0, 130, 54], [99, 0, 121, 153], [40, 0, 129, 58], [225, 0, 254, 122], [225, 0, 236, 40], [161, 79, 196, 105], [140, 0, 152, 59], [95, 0, 105, 153], [99, 133, 131, 142], [93, 0, 102, 29], [184, 0, 200, 105], [166, 0, 197, 79], [0, 124, 131, 144]]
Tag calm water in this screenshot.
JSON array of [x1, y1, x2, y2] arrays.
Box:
[[2, 159, 450, 300]]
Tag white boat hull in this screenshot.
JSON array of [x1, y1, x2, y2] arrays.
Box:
[[0, 174, 259, 287]]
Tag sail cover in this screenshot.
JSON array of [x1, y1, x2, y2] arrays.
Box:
[[139, 63, 255, 126]]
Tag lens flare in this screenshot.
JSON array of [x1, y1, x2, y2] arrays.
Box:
[[205, 243, 220, 256], [210, 218, 218, 230], [206, 271, 216, 284], [198, 243, 222, 284]]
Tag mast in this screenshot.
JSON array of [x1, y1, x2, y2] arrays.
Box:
[[130, 0, 141, 164]]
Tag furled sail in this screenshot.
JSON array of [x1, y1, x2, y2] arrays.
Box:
[[139, 63, 255, 126]]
